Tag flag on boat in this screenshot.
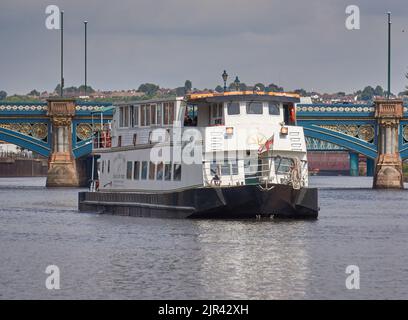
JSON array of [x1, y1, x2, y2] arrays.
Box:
[[258, 134, 274, 154]]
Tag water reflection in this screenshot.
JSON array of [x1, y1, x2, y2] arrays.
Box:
[[191, 220, 311, 299], [1, 177, 408, 299]]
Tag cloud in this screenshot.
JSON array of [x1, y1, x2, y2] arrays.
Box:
[[0, 0, 408, 94]]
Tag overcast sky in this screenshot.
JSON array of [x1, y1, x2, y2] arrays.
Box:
[[1, 0, 408, 95]]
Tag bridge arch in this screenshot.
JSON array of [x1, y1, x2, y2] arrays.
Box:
[[0, 127, 51, 157], [303, 125, 377, 159]]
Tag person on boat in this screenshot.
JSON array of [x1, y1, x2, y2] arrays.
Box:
[[211, 174, 221, 186]]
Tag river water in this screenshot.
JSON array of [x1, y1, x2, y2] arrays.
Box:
[[0, 176, 408, 300]]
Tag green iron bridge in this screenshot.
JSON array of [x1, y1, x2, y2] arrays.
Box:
[[0, 99, 406, 185]]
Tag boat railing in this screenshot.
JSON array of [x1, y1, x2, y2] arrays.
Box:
[[202, 156, 307, 188]]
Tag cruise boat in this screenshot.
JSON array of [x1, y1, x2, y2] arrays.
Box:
[[78, 91, 318, 219]]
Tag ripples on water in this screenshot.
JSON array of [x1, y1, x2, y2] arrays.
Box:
[[0, 176, 408, 299]]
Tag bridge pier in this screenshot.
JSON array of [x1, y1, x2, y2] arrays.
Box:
[[46, 98, 81, 187], [373, 99, 404, 189]]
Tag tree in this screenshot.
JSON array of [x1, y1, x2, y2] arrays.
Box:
[[239, 83, 247, 91], [175, 87, 185, 96], [184, 80, 192, 93], [78, 85, 95, 94], [215, 85, 224, 93], [138, 83, 159, 96], [0, 90, 7, 100], [253, 83, 265, 91], [374, 85, 384, 97], [265, 83, 284, 92], [360, 86, 375, 101], [294, 88, 307, 96], [337, 92, 346, 97], [28, 89, 40, 96]]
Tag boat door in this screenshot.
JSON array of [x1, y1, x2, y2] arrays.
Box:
[[210, 103, 224, 125]]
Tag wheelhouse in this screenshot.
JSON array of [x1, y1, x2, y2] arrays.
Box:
[[185, 91, 299, 128]]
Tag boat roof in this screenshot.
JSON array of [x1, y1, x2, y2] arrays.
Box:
[[187, 91, 300, 104], [115, 96, 184, 106]]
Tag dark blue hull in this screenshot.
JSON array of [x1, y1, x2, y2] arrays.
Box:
[[78, 185, 318, 219]]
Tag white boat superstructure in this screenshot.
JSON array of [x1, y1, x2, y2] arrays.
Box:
[[80, 91, 318, 219], [95, 92, 308, 192]]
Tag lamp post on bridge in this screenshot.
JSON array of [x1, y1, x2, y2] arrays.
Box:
[[387, 12, 391, 99], [222, 70, 228, 92], [60, 10, 64, 97], [84, 21, 88, 97]]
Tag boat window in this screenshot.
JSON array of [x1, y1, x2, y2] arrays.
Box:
[[133, 133, 137, 146], [221, 160, 230, 176], [156, 162, 164, 180], [150, 104, 156, 125], [164, 163, 172, 181], [107, 160, 110, 173], [133, 161, 140, 180], [133, 105, 139, 127], [119, 106, 130, 127], [170, 103, 175, 124], [268, 103, 280, 115], [101, 160, 105, 173], [141, 161, 148, 180], [246, 102, 263, 114], [184, 105, 198, 127], [149, 162, 156, 180], [119, 108, 123, 127], [211, 103, 223, 125], [213, 103, 223, 117], [210, 162, 219, 175], [140, 105, 146, 126], [126, 161, 132, 180], [125, 106, 129, 126], [129, 106, 134, 127], [173, 164, 182, 181], [117, 136, 122, 147], [231, 160, 239, 175], [227, 102, 240, 115], [157, 104, 162, 125], [164, 102, 175, 125], [274, 157, 294, 174], [244, 158, 257, 175], [146, 105, 151, 126]]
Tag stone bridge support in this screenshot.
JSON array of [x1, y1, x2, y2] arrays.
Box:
[[46, 98, 84, 187], [373, 99, 404, 189]]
